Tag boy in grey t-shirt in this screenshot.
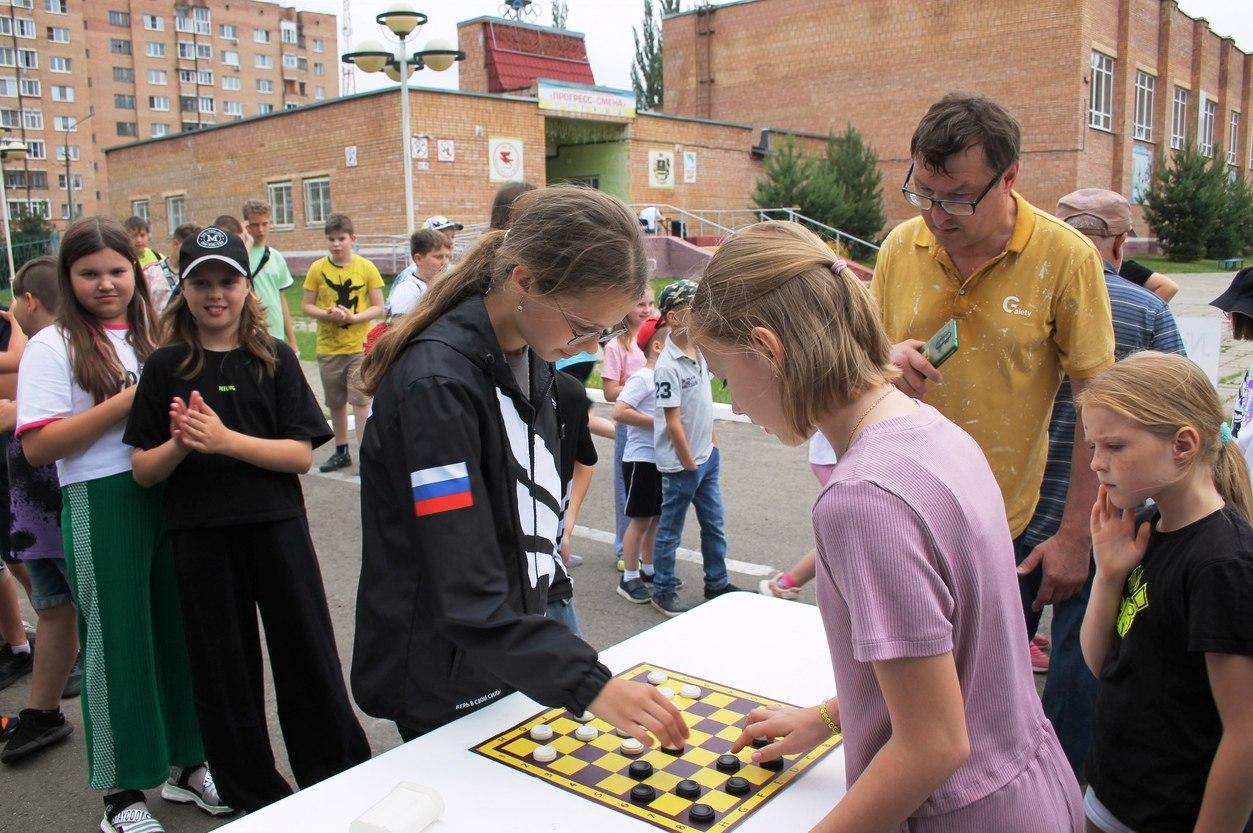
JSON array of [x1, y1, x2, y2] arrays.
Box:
[[649, 281, 741, 616]]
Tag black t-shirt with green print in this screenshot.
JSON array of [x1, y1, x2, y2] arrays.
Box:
[[1087, 506, 1253, 833]]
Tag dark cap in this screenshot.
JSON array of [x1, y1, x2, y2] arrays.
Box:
[[178, 227, 250, 282], [1211, 266, 1253, 320], [658, 279, 697, 317]]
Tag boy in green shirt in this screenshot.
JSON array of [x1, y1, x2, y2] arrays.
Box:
[[301, 213, 384, 471], [242, 198, 297, 345]]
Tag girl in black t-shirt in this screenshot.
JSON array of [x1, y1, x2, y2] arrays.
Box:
[[124, 227, 370, 813], [1077, 352, 1253, 833]]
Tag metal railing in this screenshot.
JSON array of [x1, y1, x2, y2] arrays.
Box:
[[0, 236, 56, 288], [628, 205, 880, 254], [627, 204, 735, 240]]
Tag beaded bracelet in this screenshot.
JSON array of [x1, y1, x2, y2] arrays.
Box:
[[818, 700, 841, 735]]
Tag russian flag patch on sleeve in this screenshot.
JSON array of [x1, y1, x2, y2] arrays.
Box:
[[411, 462, 474, 517]]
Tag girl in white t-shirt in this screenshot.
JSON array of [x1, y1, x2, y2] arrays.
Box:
[[16, 218, 221, 833], [602, 285, 655, 571]]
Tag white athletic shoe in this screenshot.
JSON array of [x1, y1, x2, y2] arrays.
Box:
[[160, 766, 234, 816], [101, 801, 165, 833], [758, 573, 801, 601]]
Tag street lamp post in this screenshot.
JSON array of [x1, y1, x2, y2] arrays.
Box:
[[0, 131, 29, 282], [65, 109, 94, 222], [342, 4, 464, 236]]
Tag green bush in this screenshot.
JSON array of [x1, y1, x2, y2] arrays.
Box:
[[1143, 142, 1253, 260]]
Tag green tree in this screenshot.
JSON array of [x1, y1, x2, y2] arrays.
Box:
[[630, 0, 680, 111], [1142, 142, 1221, 261], [804, 125, 886, 244], [551, 0, 569, 29], [10, 204, 52, 241], [1205, 155, 1253, 259], [751, 134, 813, 211]]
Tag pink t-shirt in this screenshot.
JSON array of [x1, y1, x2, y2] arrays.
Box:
[[813, 402, 1057, 817], [602, 337, 644, 387]]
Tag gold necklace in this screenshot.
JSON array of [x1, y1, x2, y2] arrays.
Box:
[[846, 387, 894, 449]]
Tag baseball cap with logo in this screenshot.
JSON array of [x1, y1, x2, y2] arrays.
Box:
[[1055, 188, 1133, 237], [424, 215, 464, 232], [177, 226, 250, 283]]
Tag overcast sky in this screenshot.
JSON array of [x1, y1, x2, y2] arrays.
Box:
[[297, 0, 1253, 96]]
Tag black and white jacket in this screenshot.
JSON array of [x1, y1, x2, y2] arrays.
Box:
[[352, 296, 610, 733]]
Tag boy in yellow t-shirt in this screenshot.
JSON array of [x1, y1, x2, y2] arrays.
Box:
[[301, 213, 384, 472]]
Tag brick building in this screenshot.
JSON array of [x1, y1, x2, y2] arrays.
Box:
[[104, 15, 762, 254], [663, 0, 1253, 231], [0, 0, 335, 229]]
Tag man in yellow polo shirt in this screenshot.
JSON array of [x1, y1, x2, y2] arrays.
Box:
[[871, 94, 1113, 674]]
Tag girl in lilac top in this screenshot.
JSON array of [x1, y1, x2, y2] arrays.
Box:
[[691, 221, 1082, 832]]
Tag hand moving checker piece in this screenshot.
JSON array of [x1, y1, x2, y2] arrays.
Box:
[[472, 663, 843, 833]]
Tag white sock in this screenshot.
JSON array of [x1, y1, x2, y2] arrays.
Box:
[[624, 570, 641, 581], [9, 642, 30, 655], [642, 564, 655, 577]]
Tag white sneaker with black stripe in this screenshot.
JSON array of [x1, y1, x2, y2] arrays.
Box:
[[101, 801, 165, 833], [160, 765, 234, 816]]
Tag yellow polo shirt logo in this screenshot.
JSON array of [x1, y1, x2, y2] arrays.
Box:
[[1002, 295, 1032, 317], [870, 192, 1115, 536]]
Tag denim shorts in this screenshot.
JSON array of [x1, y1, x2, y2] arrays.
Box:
[[27, 558, 74, 610]]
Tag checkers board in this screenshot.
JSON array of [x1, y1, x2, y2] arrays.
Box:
[[471, 663, 842, 833]]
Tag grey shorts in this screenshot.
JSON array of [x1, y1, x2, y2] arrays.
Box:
[[27, 558, 74, 611], [317, 353, 370, 409]]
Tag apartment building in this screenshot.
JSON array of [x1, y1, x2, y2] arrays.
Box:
[[0, 0, 336, 229]]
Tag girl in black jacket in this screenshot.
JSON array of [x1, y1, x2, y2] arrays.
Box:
[[353, 186, 689, 747]]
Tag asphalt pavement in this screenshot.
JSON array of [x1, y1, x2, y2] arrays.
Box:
[[2, 271, 1240, 832]]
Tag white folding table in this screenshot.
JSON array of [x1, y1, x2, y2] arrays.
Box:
[[219, 592, 846, 832]]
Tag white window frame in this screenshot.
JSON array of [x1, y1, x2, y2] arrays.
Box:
[[1089, 50, 1114, 131], [254, 28, 270, 44], [44, 0, 67, 14], [257, 103, 273, 115], [46, 26, 69, 43], [303, 176, 331, 226], [24, 139, 44, 159], [51, 84, 74, 103], [282, 52, 297, 69], [166, 195, 186, 235], [145, 41, 165, 58], [151, 123, 169, 137], [1228, 112, 1241, 166], [312, 38, 323, 53], [52, 114, 74, 131], [255, 54, 273, 69], [222, 49, 239, 67], [54, 144, 77, 161], [148, 95, 169, 111], [222, 76, 241, 91], [18, 77, 38, 96], [1171, 86, 1188, 150], [256, 78, 273, 93], [280, 21, 298, 44], [268, 181, 294, 228], [219, 23, 237, 40], [1133, 70, 1154, 142], [148, 68, 167, 85], [198, 95, 214, 113], [17, 47, 36, 68], [48, 55, 70, 73], [1200, 98, 1217, 157]]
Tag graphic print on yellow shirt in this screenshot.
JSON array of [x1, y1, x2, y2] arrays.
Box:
[[303, 255, 384, 356]]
